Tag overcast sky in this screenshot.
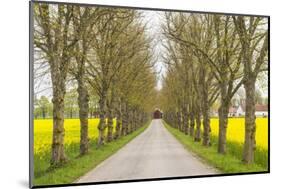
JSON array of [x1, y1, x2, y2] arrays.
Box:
[[139, 9, 166, 91]]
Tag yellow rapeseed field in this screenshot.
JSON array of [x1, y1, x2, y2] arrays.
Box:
[[34, 119, 105, 155], [210, 118, 268, 150], [34, 118, 268, 155]]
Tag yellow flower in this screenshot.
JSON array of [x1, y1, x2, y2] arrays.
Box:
[[210, 118, 268, 150], [34, 119, 102, 154]]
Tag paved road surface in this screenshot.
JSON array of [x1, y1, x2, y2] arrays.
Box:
[[76, 119, 217, 183]]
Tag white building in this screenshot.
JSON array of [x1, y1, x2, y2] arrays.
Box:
[[211, 104, 268, 118], [228, 105, 245, 117]]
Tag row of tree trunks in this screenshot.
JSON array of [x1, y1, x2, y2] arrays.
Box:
[[98, 95, 149, 146], [34, 3, 157, 168], [161, 13, 268, 166], [164, 101, 201, 142], [163, 94, 214, 147]]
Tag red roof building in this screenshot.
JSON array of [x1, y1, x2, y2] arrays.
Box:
[[153, 109, 163, 119], [255, 104, 268, 112]]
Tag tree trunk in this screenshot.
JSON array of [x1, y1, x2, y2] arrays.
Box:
[[243, 79, 256, 164], [167, 112, 172, 127], [114, 98, 122, 139], [51, 78, 67, 166], [97, 92, 106, 146], [180, 108, 185, 132], [77, 78, 89, 155], [189, 110, 195, 137], [121, 102, 128, 136], [106, 108, 114, 142], [217, 74, 230, 154], [173, 112, 177, 129], [128, 109, 133, 134], [202, 86, 211, 146], [42, 107, 46, 119], [185, 108, 190, 135], [140, 112, 145, 126], [218, 102, 229, 154], [130, 109, 134, 132], [202, 104, 211, 146], [133, 109, 137, 132], [70, 108, 72, 118], [177, 111, 181, 131], [182, 106, 188, 134], [137, 110, 142, 129], [194, 112, 201, 142]]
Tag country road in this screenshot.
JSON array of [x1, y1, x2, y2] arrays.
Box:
[[76, 119, 218, 183]]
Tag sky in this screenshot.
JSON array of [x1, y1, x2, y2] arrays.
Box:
[[139, 9, 166, 91]]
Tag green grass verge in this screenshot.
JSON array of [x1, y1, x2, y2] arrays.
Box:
[[33, 122, 150, 186], [163, 121, 268, 174]]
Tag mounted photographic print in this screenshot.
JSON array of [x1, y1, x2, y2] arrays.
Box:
[[29, 0, 269, 188]]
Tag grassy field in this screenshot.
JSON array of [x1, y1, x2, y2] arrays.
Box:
[[163, 118, 268, 173], [33, 118, 148, 186]]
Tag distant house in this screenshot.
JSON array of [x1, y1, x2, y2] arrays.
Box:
[[228, 106, 236, 117], [228, 105, 245, 117], [255, 104, 268, 117], [237, 106, 244, 116], [210, 110, 218, 117], [153, 109, 163, 119], [228, 104, 268, 117], [211, 103, 268, 118]]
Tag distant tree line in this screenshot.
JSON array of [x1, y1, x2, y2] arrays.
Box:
[[34, 90, 100, 119]]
